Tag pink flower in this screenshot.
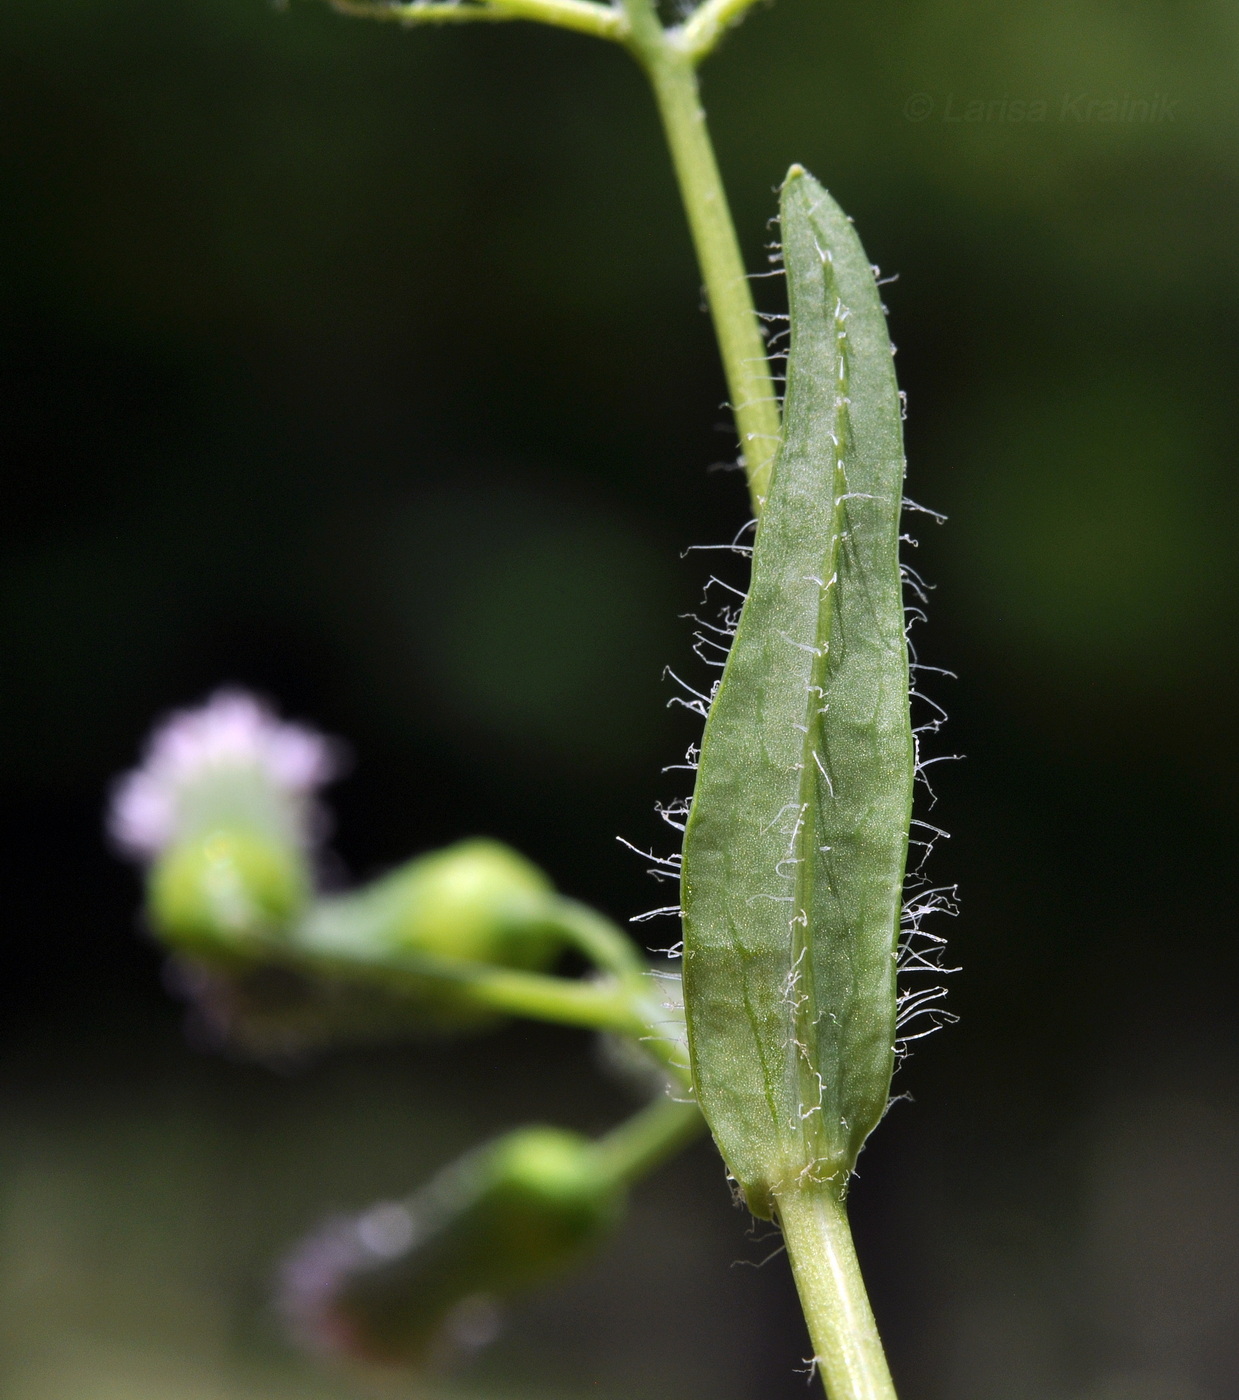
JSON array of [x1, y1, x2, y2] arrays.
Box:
[[108, 689, 342, 861]]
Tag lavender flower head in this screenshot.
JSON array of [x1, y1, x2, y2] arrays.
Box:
[[108, 688, 342, 863]]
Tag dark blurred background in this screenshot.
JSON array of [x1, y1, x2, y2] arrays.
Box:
[[3, 0, 1238, 1395]]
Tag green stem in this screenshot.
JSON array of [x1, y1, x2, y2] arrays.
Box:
[[776, 1186, 899, 1400], [675, 0, 768, 64], [551, 898, 650, 983], [327, 0, 515, 25], [590, 1093, 705, 1186], [274, 925, 650, 1037], [485, 0, 623, 38], [622, 0, 781, 510], [327, 0, 623, 38], [407, 960, 643, 1032]]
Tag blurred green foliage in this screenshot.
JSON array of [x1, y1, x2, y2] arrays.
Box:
[[3, 0, 1239, 1395]]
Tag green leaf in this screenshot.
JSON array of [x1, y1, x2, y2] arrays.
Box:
[[681, 166, 913, 1219]]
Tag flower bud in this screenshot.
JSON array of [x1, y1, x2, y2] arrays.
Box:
[[301, 839, 564, 1032], [368, 838, 558, 968], [108, 689, 339, 957], [108, 689, 340, 862], [149, 829, 309, 956], [281, 1126, 623, 1367]]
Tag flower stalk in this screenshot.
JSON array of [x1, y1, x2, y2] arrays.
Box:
[[622, 0, 782, 506]]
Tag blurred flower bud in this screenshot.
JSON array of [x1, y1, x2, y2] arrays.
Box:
[[367, 838, 558, 967], [108, 688, 341, 861], [149, 829, 308, 956], [108, 689, 340, 953], [301, 838, 565, 1031], [281, 1126, 623, 1368]]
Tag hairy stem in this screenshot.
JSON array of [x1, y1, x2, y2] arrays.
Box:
[[622, 0, 781, 509], [776, 1186, 899, 1400]]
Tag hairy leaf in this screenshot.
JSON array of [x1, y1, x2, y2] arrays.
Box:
[[681, 166, 913, 1219]]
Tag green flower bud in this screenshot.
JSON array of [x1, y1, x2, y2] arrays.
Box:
[[300, 839, 564, 1033], [149, 828, 309, 956], [374, 838, 557, 967], [282, 1127, 623, 1367]]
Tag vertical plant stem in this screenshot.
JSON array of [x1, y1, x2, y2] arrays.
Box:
[[776, 1185, 899, 1400], [622, 0, 781, 510]]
